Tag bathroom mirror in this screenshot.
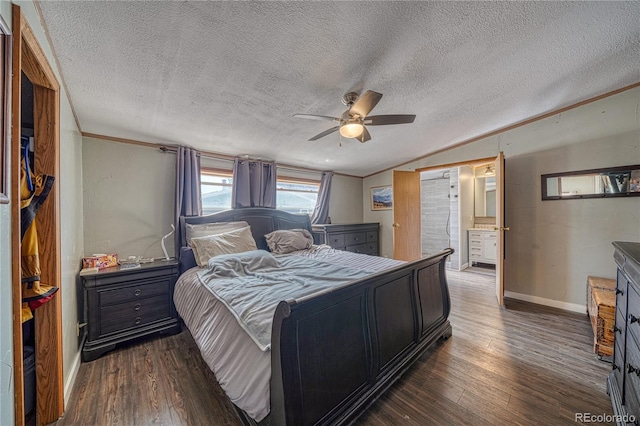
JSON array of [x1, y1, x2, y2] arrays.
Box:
[[542, 164, 640, 200], [475, 176, 496, 217]]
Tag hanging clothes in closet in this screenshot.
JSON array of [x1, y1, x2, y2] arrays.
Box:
[[20, 136, 57, 323]]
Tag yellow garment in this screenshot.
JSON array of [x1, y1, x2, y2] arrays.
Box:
[[20, 154, 57, 323]]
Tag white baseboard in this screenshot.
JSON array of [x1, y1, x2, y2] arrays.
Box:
[[64, 349, 82, 405], [504, 291, 586, 314], [459, 262, 469, 271]]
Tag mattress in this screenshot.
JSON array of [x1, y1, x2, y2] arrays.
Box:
[[173, 245, 404, 422]]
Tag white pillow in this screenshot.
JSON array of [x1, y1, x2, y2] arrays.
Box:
[[265, 229, 314, 254], [185, 221, 249, 247], [190, 226, 258, 267]]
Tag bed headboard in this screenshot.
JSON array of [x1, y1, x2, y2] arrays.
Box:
[[179, 208, 312, 272]]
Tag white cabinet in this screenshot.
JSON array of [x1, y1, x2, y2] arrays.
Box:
[[468, 230, 497, 265]]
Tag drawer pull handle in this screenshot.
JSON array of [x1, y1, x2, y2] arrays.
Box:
[[134, 303, 141, 311], [134, 289, 141, 296], [613, 363, 620, 371], [629, 364, 640, 376], [630, 314, 638, 324], [613, 326, 621, 334], [354, 237, 359, 241], [616, 288, 624, 295], [135, 317, 141, 325]]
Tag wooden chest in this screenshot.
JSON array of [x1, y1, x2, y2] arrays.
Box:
[[587, 276, 616, 357]]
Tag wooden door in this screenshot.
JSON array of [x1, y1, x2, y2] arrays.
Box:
[[11, 5, 64, 425], [392, 171, 421, 261], [494, 152, 506, 305]]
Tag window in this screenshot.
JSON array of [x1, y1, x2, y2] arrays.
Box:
[[276, 178, 319, 215], [201, 169, 233, 215], [200, 169, 319, 215]]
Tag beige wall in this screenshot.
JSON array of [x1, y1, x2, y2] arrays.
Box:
[[83, 137, 176, 258], [364, 87, 640, 310], [82, 138, 364, 258]]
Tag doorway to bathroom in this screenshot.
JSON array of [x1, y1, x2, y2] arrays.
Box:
[[420, 162, 498, 275]]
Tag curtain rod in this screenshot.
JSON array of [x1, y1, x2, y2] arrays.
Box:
[[82, 132, 357, 178], [159, 145, 354, 178]]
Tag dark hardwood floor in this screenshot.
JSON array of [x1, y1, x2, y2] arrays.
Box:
[[52, 270, 612, 425]]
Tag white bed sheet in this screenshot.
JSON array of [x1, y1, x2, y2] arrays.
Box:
[[173, 245, 404, 422]]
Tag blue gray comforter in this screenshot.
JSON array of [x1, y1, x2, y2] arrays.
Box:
[[196, 249, 371, 351]]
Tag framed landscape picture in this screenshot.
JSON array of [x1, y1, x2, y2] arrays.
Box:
[[370, 185, 392, 210]]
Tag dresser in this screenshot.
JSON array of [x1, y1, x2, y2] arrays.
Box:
[[609, 241, 640, 425], [468, 229, 497, 265], [312, 223, 379, 256], [80, 259, 181, 361]]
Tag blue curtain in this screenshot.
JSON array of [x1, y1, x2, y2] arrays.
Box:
[[231, 158, 277, 208], [311, 171, 334, 224], [175, 146, 202, 253]]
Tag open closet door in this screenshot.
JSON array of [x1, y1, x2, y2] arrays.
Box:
[[392, 170, 421, 261], [494, 152, 506, 305], [11, 5, 64, 425]]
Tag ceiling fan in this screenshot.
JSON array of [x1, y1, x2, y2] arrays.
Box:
[[294, 90, 416, 143]]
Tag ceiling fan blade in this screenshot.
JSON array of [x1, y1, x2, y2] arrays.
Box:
[[365, 114, 416, 125], [349, 90, 383, 118], [356, 127, 371, 143], [308, 126, 340, 141], [294, 114, 340, 122]]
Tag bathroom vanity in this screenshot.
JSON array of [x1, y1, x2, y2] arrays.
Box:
[[468, 229, 497, 265]]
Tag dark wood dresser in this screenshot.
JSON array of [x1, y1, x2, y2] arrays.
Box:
[[80, 259, 181, 362], [610, 241, 640, 425], [312, 223, 379, 256]]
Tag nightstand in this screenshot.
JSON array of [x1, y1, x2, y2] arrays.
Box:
[[80, 259, 181, 362]]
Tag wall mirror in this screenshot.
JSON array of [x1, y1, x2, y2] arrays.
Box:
[[542, 165, 640, 200], [475, 176, 496, 217]]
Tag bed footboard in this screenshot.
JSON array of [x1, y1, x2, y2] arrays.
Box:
[[270, 249, 453, 426]]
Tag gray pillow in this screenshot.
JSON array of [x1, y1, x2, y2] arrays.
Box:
[[265, 229, 313, 254]]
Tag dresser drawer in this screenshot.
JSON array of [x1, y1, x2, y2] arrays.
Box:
[[613, 338, 625, 399], [618, 269, 629, 319], [626, 333, 640, 416], [344, 232, 366, 245], [617, 307, 627, 343], [345, 243, 378, 256], [627, 284, 640, 346], [366, 232, 378, 243], [469, 232, 484, 239], [326, 234, 345, 248], [100, 295, 170, 336], [99, 280, 170, 306]]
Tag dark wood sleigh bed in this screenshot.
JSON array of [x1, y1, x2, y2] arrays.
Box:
[[177, 208, 453, 426]]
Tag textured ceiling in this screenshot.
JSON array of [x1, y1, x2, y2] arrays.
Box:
[[37, 1, 640, 176]]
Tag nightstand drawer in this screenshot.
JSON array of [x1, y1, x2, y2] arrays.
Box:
[[100, 295, 170, 336], [344, 232, 366, 245], [100, 280, 170, 306]]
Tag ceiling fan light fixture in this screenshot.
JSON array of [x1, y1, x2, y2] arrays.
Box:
[[339, 122, 364, 138]]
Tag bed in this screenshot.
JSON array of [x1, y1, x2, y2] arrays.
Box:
[[173, 208, 453, 425]]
